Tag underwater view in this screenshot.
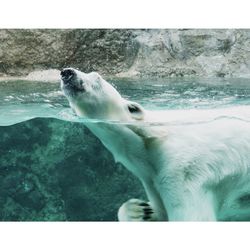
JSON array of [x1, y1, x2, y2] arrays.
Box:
[[1, 76, 250, 221]]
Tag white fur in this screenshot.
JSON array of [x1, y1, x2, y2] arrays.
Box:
[[61, 68, 250, 221]]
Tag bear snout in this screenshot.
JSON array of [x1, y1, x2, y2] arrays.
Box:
[[61, 68, 76, 82], [61, 68, 86, 94]]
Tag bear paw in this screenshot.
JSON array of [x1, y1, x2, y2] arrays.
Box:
[[118, 198, 155, 221]]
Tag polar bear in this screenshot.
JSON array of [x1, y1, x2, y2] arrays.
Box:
[[61, 68, 250, 221]]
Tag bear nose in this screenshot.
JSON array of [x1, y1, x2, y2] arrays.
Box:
[[61, 68, 75, 81]]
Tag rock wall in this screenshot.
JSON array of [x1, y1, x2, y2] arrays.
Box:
[[125, 29, 250, 78], [0, 29, 138, 77], [1, 29, 250, 78]]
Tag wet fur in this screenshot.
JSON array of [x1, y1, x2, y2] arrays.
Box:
[[61, 68, 250, 221]]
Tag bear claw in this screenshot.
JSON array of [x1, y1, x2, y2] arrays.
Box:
[[139, 202, 150, 207]]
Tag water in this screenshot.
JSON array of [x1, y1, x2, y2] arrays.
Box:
[[1, 77, 250, 221], [1, 77, 250, 126]]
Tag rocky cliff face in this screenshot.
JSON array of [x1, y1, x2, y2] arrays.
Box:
[[0, 29, 138, 77], [125, 29, 250, 78], [1, 29, 250, 78]]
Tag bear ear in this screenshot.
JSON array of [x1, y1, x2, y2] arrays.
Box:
[[126, 101, 144, 120]]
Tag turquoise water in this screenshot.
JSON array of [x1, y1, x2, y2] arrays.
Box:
[[1, 77, 250, 126], [1, 77, 250, 221]]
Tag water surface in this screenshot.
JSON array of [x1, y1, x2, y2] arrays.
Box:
[[1, 77, 250, 126]]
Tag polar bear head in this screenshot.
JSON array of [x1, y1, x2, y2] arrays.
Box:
[[61, 68, 145, 121]]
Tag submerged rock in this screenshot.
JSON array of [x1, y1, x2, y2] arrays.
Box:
[[0, 29, 250, 78], [0, 118, 145, 221]]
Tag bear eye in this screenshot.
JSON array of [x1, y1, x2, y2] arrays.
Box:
[[128, 103, 140, 113], [126, 101, 144, 120]]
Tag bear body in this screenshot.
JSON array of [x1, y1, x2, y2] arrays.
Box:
[[61, 68, 250, 221]]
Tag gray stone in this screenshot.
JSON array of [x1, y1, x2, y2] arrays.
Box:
[[0, 29, 139, 77], [1, 29, 250, 78]]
